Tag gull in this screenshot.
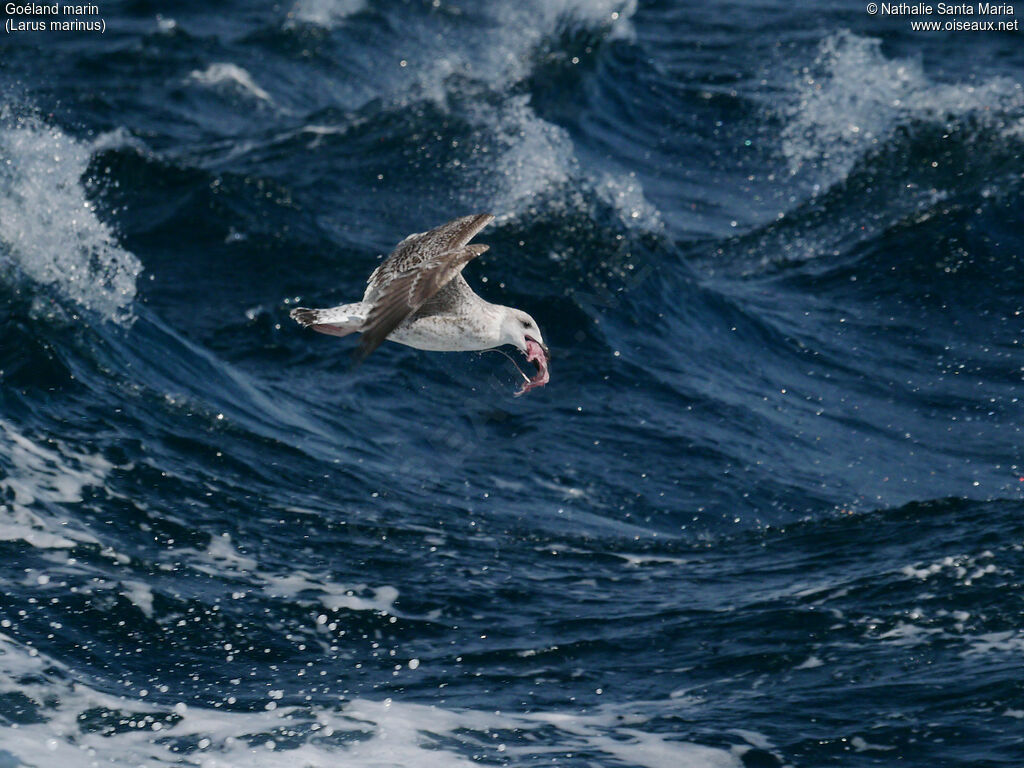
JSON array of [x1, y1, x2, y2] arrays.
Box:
[[290, 213, 550, 394]]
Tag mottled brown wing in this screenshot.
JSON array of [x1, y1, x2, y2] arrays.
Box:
[[364, 213, 495, 302], [355, 243, 490, 362]]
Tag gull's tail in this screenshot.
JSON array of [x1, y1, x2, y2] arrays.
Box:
[[290, 303, 366, 338]]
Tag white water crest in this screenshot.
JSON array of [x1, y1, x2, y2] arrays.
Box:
[[782, 30, 1024, 186], [0, 111, 142, 322], [276, 0, 659, 233], [188, 63, 274, 103]]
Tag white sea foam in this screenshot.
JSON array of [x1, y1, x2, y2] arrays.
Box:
[[263, 570, 399, 614], [594, 171, 664, 230], [0, 112, 142, 322], [794, 655, 824, 670], [448, 1, 656, 231], [287, 0, 366, 28], [388, 0, 637, 110], [0, 631, 744, 768], [0, 419, 111, 550], [188, 63, 274, 103], [479, 0, 637, 89], [119, 579, 156, 617], [173, 533, 259, 581], [460, 95, 662, 232], [850, 735, 896, 752], [900, 550, 1001, 586], [580, 728, 741, 767], [155, 13, 178, 34], [168, 540, 401, 619], [875, 621, 944, 647], [965, 630, 1024, 656], [860, 544, 1016, 657], [461, 95, 577, 221], [781, 31, 1024, 186], [288, 0, 634, 43], [90, 126, 148, 154]]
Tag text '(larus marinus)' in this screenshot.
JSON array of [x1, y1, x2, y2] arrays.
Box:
[[290, 214, 550, 395]]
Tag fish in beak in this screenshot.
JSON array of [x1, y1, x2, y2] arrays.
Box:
[[515, 338, 550, 396]]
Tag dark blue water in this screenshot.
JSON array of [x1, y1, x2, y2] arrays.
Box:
[[2, 1, 1023, 765]]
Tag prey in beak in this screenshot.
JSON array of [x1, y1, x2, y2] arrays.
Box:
[[515, 336, 550, 397]]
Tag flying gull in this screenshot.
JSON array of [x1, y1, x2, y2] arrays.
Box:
[[290, 213, 550, 395]]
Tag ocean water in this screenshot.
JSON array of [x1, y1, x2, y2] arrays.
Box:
[[1, 1, 1023, 765]]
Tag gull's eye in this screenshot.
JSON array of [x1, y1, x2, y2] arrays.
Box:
[[521, 320, 530, 328]]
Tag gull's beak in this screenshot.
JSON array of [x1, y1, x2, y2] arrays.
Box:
[[526, 336, 550, 360]]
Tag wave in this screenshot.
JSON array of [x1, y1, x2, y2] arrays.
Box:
[[781, 30, 1024, 190], [455, 94, 663, 231], [0, 110, 142, 323], [702, 30, 1024, 278], [263, 0, 657, 230], [283, 0, 635, 43], [0, 629, 752, 767]]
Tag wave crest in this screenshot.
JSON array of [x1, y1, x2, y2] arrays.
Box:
[[781, 30, 1024, 187], [0, 111, 142, 323]]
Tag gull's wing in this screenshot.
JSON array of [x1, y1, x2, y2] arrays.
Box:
[[356, 214, 494, 362], [363, 213, 494, 303], [416, 272, 477, 317]]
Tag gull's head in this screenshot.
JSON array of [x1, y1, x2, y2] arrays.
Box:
[[499, 307, 550, 396], [501, 307, 547, 355]]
